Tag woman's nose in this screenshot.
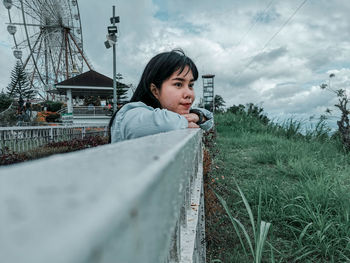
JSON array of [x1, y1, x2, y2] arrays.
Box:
[[184, 86, 194, 99]]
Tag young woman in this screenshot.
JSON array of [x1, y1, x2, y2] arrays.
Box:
[[109, 49, 213, 143]]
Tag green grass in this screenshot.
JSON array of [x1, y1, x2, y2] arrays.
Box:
[[206, 112, 350, 263]]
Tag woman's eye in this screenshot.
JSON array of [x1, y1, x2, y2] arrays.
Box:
[[174, 82, 182, 88], [189, 83, 194, 89]]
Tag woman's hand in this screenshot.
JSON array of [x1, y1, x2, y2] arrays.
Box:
[[182, 113, 199, 123], [188, 121, 199, 128], [182, 113, 200, 128]]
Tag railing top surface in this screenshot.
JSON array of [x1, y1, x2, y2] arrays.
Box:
[[0, 129, 202, 263], [0, 124, 108, 131]]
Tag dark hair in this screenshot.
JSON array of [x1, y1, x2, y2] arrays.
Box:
[[108, 49, 198, 143]]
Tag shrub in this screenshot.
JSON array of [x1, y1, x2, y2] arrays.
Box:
[[45, 136, 108, 150], [35, 111, 60, 123], [45, 112, 61, 122], [0, 147, 29, 165], [0, 93, 13, 111], [44, 100, 63, 112], [0, 136, 108, 166], [31, 103, 43, 111]]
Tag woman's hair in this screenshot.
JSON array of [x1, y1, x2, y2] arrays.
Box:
[[108, 49, 198, 142]]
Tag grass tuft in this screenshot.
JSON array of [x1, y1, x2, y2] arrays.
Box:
[[213, 182, 271, 263]]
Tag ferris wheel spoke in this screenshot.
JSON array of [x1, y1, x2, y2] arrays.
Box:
[[47, 0, 69, 25], [22, 0, 44, 23], [11, 1, 42, 24], [55, 36, 65, 82], [68, 31, 91, 70], [46, 0, 60, 16], [67, 35, 76, 73], [48, 43, 58, 81], [32, 0, 60, 25], [15, 31, 40, 48], [29, 35, 44, 89], [34, 35, 44, 76], [43, 37, 49, 84], [7, 22, 50, 27], [42, 0, 62, 24], [20, 0, 46, 88], [23, 32, 42, 68], [67, 0, 73, 25]]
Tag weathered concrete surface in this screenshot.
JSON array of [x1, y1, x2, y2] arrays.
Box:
[[0, 129, 204, 263]]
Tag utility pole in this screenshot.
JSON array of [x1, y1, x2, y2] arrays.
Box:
[[104, 5, 120, 113], [112, 6, 117, 113]]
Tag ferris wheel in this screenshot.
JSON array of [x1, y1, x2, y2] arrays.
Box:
[[3, 0, 92, 98]]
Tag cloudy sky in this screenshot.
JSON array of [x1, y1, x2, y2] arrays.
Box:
[[1, 0, 350, 126]]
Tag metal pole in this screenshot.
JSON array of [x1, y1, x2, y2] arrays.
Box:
[[112, 5, 117, 113], [212, 77, 215, 113]]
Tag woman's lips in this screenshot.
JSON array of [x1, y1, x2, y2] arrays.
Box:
[[181, 103, 192, 109]]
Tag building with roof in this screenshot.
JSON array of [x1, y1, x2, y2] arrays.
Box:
[[50, 70, 129, 124]]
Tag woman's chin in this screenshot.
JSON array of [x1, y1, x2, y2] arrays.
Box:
[[177, 109, 190, 115]]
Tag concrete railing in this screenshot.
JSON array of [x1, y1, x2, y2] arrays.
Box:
[[0, 129, 205, 263], [0, 125, 108, 153]]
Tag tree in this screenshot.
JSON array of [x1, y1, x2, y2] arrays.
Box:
[[227, 103, 270, 124], [116, 73, 129, 105], [214, 94, 226, 112], [6, 61, 35, 100], [320, 73, 350, 151], [0, 92, 13, 111], [227, 104, 245, 114]]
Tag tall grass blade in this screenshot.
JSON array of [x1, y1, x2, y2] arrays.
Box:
[[234, 181, 256, 239], [298, 222, 312, 244], [255, 221, 271, 263], [257, 190, 262, 250], [214, 184, 272, 263], [213, 189, 251, 257], [270, 243, 275, 263]]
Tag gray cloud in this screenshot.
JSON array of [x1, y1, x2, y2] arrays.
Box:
[[252, 46, 288, 64], [253, 7, 280, 24], [1, 0, 350, 122], [263, 82, 303, 100]]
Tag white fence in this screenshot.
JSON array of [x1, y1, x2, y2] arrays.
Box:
[[0, 129, 205, 263], [60, 106, 113, 116], [0, 125, 108, 153]]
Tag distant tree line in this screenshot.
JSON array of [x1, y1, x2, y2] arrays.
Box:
[[227, 103, 270, 125]]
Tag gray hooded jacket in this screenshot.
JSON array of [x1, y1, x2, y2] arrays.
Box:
[[111, 102, 213, 143]]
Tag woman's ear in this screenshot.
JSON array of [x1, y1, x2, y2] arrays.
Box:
[[150, 83, 160, 99]]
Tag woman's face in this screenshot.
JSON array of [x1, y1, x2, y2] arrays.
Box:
[[151, 66, 195, 115]]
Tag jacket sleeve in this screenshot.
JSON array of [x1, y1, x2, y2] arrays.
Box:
[[191, 107, 214, 131], [120, 107, 188, 140]]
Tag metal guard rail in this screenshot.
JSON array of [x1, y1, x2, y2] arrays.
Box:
[[0, 125, 108, 153]]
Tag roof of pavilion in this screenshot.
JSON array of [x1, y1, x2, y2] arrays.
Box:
[[51, 70, 129, 98]]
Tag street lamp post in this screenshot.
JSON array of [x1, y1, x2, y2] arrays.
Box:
[[104, 5, 120, 113]]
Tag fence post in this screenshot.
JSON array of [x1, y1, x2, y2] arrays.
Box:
[[1, 130, 4, 152], [49, 127, 54, 142], [82, 127, 86, 139]]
